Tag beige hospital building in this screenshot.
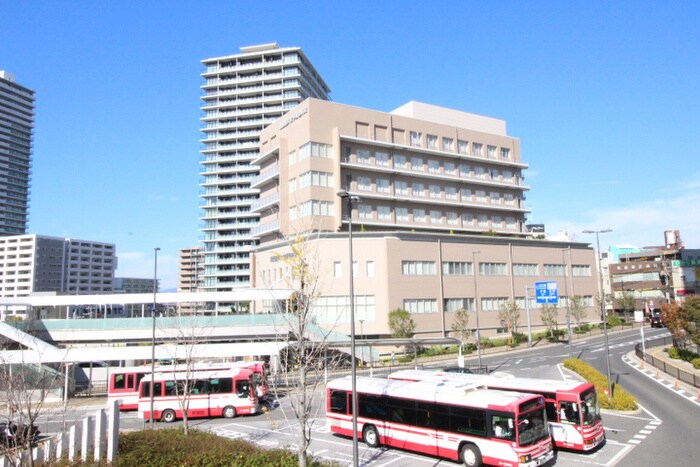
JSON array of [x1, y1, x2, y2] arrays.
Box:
[[250, 98, 599, 339]]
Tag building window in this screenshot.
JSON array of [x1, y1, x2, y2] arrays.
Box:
[[357, 176, 372, 191], [427, 134, 438, 149], [490, 191, 501, 204], [460, 164, 471, 177], [410, 131, 422, 146], [446, 211, 459, 225], [572, 265, 591, 277], [458, 140, 469, 154], [428, 159, 440, 173], [366, 261, 375, 278], [395, 181, 408, 195], [376, 151, 389, 166], [513, 263, 538, 276], [445, 186, 457, 200], [445, 298, 474, 312], [289, 205, 297, 221], [396, 207, 409, 222], [298, 142, 332, 160], [288, 150, 296, 166], [487, 145, 497, 158], [506, 217, 517, 228], [413, 209, 426, 223], [543, 264, 567, 276], [504, 193, 515, 205], [358, 204, 372, 219], [395, 154, 408, 169], [412, 182, 425, 197], [377, 178, 390, 193], [443, 137, 454, 151], [480, 262, 507, 276], [404, 299, 437, 313], [377, 205, 391, 221], [289, 177, 296, 193], [299, 171, 331, 188], [299, 200, 334, 217], [500, 147, 511, 159], [402, 261, 436, 275], [475, 166, 485, 179], [357, 149, 371, 165], [477, 215, 488, 227], [460, 188, 472, 201], [411, 157, 423, 171], [444, 161, 456, 175], [430, 210, 442, 224], [475, 190, 486, 203], [443, 261, 472, 275], [482, 297, 509, 311], [334, 261, 342, 278], [429, 184, 441, 199]]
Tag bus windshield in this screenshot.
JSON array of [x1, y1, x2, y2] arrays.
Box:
[[517, 407, 549, 446], [581, 387, 601, 426]]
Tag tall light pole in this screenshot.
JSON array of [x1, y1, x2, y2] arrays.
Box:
[[149, 247, 160, 427], [562, 248, 573, 359], [472, 251, 482, 370], [337, 190, 359, 467], [583, 228, 614, 397]]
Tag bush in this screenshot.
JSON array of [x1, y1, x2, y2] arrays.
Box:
[[563, 358, 637, 411], [667, 346, 681, 359], [607, 315, 623, 327], [574, 324, 591, 334], [692, 358, 700, 370]]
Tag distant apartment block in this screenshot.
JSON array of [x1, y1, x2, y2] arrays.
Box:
[[199, 43, 330, 308], [0, 71, 34, 235], [0, 235, 117, 301], [115, 277, 157, 294], [178, 246, 204, 292]]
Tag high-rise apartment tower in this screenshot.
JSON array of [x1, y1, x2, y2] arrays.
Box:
[[199, 43, 330, 308], [0, 71, 34, 235]]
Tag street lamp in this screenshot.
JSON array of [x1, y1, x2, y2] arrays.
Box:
[[583, 228, 614, 397], [472, 251, 482, 370], [149, 247, 160, 427], [337, 189, 359, 467], [562, 248, 573, 359]]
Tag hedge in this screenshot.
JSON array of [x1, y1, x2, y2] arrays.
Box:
[[563, 358, 637, 411]]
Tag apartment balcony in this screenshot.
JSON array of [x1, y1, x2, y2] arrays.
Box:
[[250, 193, 280, 213], [251, 220, 280, 238], [250, 165, 280, 188]]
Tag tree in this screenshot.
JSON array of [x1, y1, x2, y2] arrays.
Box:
[[681, 296, 700, 350], [388, 308, 416, 339], [661, 301, 688, 348], [618, 291, 635, 322], [539, 303, 559, 339], [498, 300, 520, 343], [570, 295, 588, 331], [450, 308, 471, 353]]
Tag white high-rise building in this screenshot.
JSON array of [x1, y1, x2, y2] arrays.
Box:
[[0, 71, 34, 235], [199, 43, 330, 309]]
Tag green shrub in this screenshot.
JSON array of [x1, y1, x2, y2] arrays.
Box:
[[692, 358, 700, 370], [607, 315, 623, 327], [574, 324, 591, 334], [667, 346, 681, 359], [563, 358, 637, 411]]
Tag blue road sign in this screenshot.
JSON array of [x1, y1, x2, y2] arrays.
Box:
[[535, 281, 559, 304]]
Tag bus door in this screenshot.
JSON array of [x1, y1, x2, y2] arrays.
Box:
[[553, 397, 583, 447]]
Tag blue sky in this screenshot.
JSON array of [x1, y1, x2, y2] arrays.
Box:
[[2, 1, 699, 290]]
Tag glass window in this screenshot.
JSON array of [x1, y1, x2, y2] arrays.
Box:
[[446, 211, 459, 225], [444, 162, 456, 175], [472, 143, 482, 156], [429, 184, 441, 199], [413, 209, 426, 223], [377, 178, 390, 193], [460, 164, 471, 177], [412, 182, 425, 197], [480, 263, 507, 276], [460, 188, 472, 201], [430, 210, 442, 224], [445, 186, 457, 200], [404, 299, 437, 313], [395, 154, 408, 168], [410, 131, 422, 146], [377, 205, 391, 220], [357, 176, 372, 191], [376, 151, 389, 166], [428, 159, 440, 173], [396, 207, 409, 222], [402, 261, 436, 275], [500, 147, 511, 159], [544, 264, 567, 276], [359, 204, 372, 219], [458, 140, 469, 154], [411, 157, 423, 171], [357, 149, 371, 164], [443, 137, 454, 151], [487, 145, 497, 158], [513, 263, 538, 276], [427, 134, 438, 149], [395, 181, 408, 195], [443, 261, 472, 275]]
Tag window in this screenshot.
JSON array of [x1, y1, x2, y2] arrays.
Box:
[[299, 200, 334, 217], [446, 211, 459, 225], [357, 149, 371, 165], [429, 184, 441, 199], [490, 191, 501, 203], [460, 164, 471, 177], [443, 261, 472, 275], [377, 178, 390, 193], [377, 205, 391, 220], [480, 262, 507, 276], [288, 150, 296, 166], [443, 137, 454, 151], [513, 263, 538, 276], [445, 186, 457, 200], [404, 299, 437, 313], [543, 264, 567, 276], [504, 193, 515, 205], [475, 190, 486, 202], [506, 217, 517, 228], [358, 204, 372, 219], [444, 161, 456, 175], [396, 207, 409, 222], [357, 176, 372, 191], [366, 261, 375, 278], [411, 157, 423, 171], [572, 265, 592, 277], [329, 390, 348, 414], [395, 154, 408, 169], [502, 170, 512, 182], [500, 148, 511, 159], [458, 140, 469, 154], [428, 159, 440, 173], [445, 298, 475, 312], [477, 215, 488, 227], [288, 177, 296, 193], [299, 171, 331, 188], [334, 261, 342, 278], [395, 181, 408, 195], [460, 188, 472, 201], [487, 145, 497, 158], [298, 142, 332, 159], [412, 182, 425, 197], [430, 210, 442, 224], [413, 208, 426, 222], [427, 134, 438, 149], [492, 215, 502, 227], [410, 131, 422, 146], [289, 205, 297, 221], [368, 150, 386, 166], [482, 297, 509, 311], [402, 261, 436, 275], [472, 143, 482, 156], [475, 166, 485, 179]]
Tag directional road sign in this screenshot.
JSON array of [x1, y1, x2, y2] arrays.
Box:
[[535, 281, 559, 304]]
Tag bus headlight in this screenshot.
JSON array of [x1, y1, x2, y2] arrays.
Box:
[[519, 454, 531, 463]]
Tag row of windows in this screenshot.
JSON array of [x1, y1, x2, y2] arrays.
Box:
[[360, 205, 519, 230], [401, 296, 594, 314], [402, 261, 590, 277], [407, 131, 512, 162], [291, 141, 332, 163]]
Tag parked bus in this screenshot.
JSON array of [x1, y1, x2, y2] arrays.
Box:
[[107, 362, 253, 410], [389, 369, 605, 452], [231, 360, 269, 399], [137, 367, 258, 422], [327, 376, 553, 467]]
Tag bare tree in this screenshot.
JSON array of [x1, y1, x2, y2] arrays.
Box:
[[498, 300, 521, 344], [450, 307, 471, 353], [618, 291, 636, 323], [570, 295, 588, 331], [539, 303, 559, 339]]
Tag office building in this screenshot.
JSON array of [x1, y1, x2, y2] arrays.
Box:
[[199, 43, 330, 311], [115, 277, 157, 294], [0, 71, 34, 235], [250, 99, 599, 338]]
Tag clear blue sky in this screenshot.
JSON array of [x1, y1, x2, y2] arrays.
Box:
[[2, 1, 699, 289]]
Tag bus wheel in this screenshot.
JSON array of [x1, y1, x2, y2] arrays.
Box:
[[161, 409, 176, 423], [223, 406, 237, 419], [363, 425, 380, 448], [460, 443, 482, 467]]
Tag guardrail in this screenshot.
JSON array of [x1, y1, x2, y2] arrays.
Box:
[[635, 335, 700, 388]]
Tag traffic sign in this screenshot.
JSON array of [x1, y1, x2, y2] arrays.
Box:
[[535, 281, 559, 304]]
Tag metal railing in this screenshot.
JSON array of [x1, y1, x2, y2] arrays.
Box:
[[635, 335, 700, 388]]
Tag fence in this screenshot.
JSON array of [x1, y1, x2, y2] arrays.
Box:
[[0, 400, 119, 467], [635, 335, 700, 388]]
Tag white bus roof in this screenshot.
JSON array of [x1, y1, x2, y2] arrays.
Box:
[[139, 367, 251, 383], [328, 376, 538, 410]]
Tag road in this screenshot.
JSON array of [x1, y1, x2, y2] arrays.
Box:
[[37, 326, 700, 466]]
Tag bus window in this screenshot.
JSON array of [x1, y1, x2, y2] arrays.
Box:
[[492, 414, 515, 441], [329, 390, 348, 414], [113, 374, 126, 390], [235, 379, 251, 398], [559, 401, 578, 424]]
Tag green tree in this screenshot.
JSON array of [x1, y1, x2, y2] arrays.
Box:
[[498, 300, 520, 344], [661, 301, 688, 348], [570, 295, 588, 331], [388, 308, 416, 338], [539, 303, 559, 338], [618, 291, 635, 322], [450, 307, 471, 352], [681, 296, 700, 349]]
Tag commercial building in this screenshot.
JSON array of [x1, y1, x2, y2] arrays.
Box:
[[251, 99, 599, 338], [0, 235, 117, 317], [199, 43, 330, 310], [0, 71, 34, 236], [115, 277, 157, 294]]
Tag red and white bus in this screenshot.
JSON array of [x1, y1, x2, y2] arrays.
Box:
[[327, 376, 553, 467], [137, 367, 258, 422], [231, 360, 269, 399], [389, 369, 605, 452]]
